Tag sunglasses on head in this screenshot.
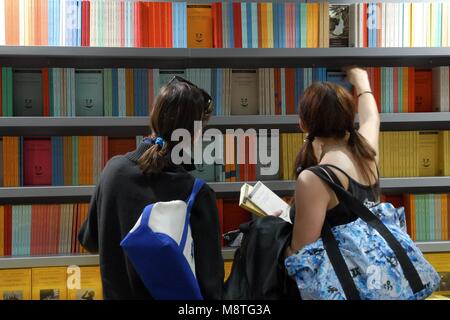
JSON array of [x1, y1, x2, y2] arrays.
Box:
[[168, 75, 214, 115]]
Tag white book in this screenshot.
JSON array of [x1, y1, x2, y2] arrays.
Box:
[[247, 181, 291, 223], [424, 3, 431, 47], [381, 3, 386, 47], [395, 3, 400, 48], [443, 3, 449, 47], [402, 3, 411, 48], [89, 0, 95, 46]]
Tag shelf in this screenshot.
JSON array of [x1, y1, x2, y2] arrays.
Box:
[[1, 113, 450, 135], [0, 248, 237, 269], [0, 242, 448, 269], [1, 177, 450, 203], [0, 47, 450, 68]]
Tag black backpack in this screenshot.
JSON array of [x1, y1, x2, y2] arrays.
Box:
[[223, 216, 301, 300]]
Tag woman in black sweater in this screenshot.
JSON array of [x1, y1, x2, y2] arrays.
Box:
[[78, 77, 224, 300]]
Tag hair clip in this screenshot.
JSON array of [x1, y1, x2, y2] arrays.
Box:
[[154, 137, 165, 148]]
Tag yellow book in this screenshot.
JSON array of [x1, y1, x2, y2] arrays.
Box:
[[413, 131, 420, 177], [378, 132, 384, 177], [32, 267, 68, 300], [0, 206, 3, 256], [281, 133, 287, 180], [0, 269, 32, 300], [439, 131, 450, 176], [322, 2, 330, 48], [306, 4, 313, 48], [266, 3, 273, 48], [418, 131, 440, 177], [67, 266, 103, 300], [313, 3, 320, 48], [424, 253, 450, 272], [187, 4, 213, 48], [384, 132, 391, 177]]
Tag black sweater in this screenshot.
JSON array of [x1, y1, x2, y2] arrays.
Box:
[[78, 140, 224, 300]]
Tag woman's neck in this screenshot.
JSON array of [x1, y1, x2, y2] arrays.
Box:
[[312, 136, 349, 161]]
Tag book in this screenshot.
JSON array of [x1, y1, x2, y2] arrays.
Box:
[[415, 69, 433, 112], [0, 268, 31, 300], [23, 138, 52, 186], [187, 4, 213, 48], [13, 69, 43, 116], [240, 181, 291, 223], [329, 5, 349, 47], [418, 131, 440, 177], [67, 266, 103, 300], [230, 69, 258, 115], [31, 267, 67, 300], [75, 69, 103, 116]]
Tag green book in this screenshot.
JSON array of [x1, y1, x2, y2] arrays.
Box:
[[75, 69, 104, 116], [13, 69, 43, 116]]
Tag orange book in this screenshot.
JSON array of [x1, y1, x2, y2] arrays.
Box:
[[63, 136, 73, 185], [260, 3, 268, 48], [402, 67, 409, 113], [87, 137, 93, 185], [3, 137, 19, 187], [307, 3, 319, 48], [5, 0, 19, 45], [40, 0, 49, 45], [187, 4, 213, 48], [257, 3, 262, 48]]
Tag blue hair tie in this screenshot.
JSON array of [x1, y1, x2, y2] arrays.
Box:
[[154, 137, 165, 148]]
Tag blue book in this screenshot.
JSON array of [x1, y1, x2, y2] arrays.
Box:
[[182, 2, 188, 48], [241, 3, 247, 48], [298, 68, 304, 101], [246, 2, 252, 48], [373, 4, 378, 48], [280, 3, 286, 48], [296, 2, 301, 48], [227, 1, 234, 48], [55, 0, 60, 46], [251, 3, 258, 48], [12, 206, 18, 256], [273, 3, 278, 48], [77, 0, 82, 46], [327, 71, 352, 92], [112, 69, 118, 116], [172, 3, 178, 48]]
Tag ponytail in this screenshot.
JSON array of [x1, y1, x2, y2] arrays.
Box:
[[293, 134, 318, 178], [138, 137, 170, 174]]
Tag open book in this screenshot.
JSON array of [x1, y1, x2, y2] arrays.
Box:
[[239, 181, 292, 223]]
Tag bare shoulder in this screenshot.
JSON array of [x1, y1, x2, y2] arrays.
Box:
[[296, 169, 331, 200]]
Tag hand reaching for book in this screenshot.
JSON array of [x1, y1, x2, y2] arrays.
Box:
[[343, 66, 371, 94]]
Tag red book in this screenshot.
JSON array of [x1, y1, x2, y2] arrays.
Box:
[[155, 2, 162, 48], [149, 2, 155, 47], [363, 4, 368, 47], [212, 3, 217, 47], [222, 200, 251, 234], [42, 68, 50, 116], [257, 4, 262, 48], [81, 1, 90, 47], [4, 205, 11, 256], [30, 205, 38, 255], [23, 138, 52, 186], [414, 68, 432, 112], [408, 67, 415, 112], [71, 204, 78, 254], [383, 194, 403, 208], [374, 68, 381, 112], [215, 3, 223, 48], [52, 205, 61, 254], [108, 138, 136, 159], [167, 2, 173, 48], [216, 199, 224, 246], [232, 3, 242, 48]]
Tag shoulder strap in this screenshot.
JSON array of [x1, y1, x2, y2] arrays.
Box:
[[180, 179, 205, 250], [317, 165, 345, 189], [308, 166, 425, 294]]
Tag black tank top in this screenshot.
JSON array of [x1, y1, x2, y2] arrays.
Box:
[[290, 164, 380, 227]]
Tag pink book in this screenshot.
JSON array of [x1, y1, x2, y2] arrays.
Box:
[[393, 68, 399, 113], [23, 138, 52, 186]]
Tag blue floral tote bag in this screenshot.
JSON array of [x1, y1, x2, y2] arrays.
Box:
[[285, 166, 440, 300]]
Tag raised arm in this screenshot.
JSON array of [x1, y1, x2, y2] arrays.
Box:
[[346, 67, 380, 164]]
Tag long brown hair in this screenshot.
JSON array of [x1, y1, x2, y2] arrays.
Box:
[[293, 82, 378, 190], [138, 82, 212, 174]]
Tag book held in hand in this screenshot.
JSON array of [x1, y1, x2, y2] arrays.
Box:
[[239, 181, 291, 223]]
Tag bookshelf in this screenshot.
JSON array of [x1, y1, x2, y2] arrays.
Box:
[[1, 113, 450, 135], [0, 47, 450, 68], [0, 241, 448, 270], [1, 177, 450, 203]]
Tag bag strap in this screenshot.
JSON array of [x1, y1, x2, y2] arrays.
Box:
[[321, 221, 361, 300], [179, 179, 205, 250], [310, 165, 425, 294]]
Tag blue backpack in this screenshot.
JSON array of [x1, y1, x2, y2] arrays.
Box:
[[120, 179, 205, 300]]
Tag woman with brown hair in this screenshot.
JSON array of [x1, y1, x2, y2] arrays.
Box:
[[78, 77, 224, 300], [287, 66, 380, 256]]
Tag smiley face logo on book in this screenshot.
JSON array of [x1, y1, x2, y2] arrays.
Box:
[[24, 98, 33, 109], [195, 33, 204, 43], [34, 165, 44, 176], [240, 97, 248, 108], [84, 98, 94, 109], [422, 158, 431, 168]]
